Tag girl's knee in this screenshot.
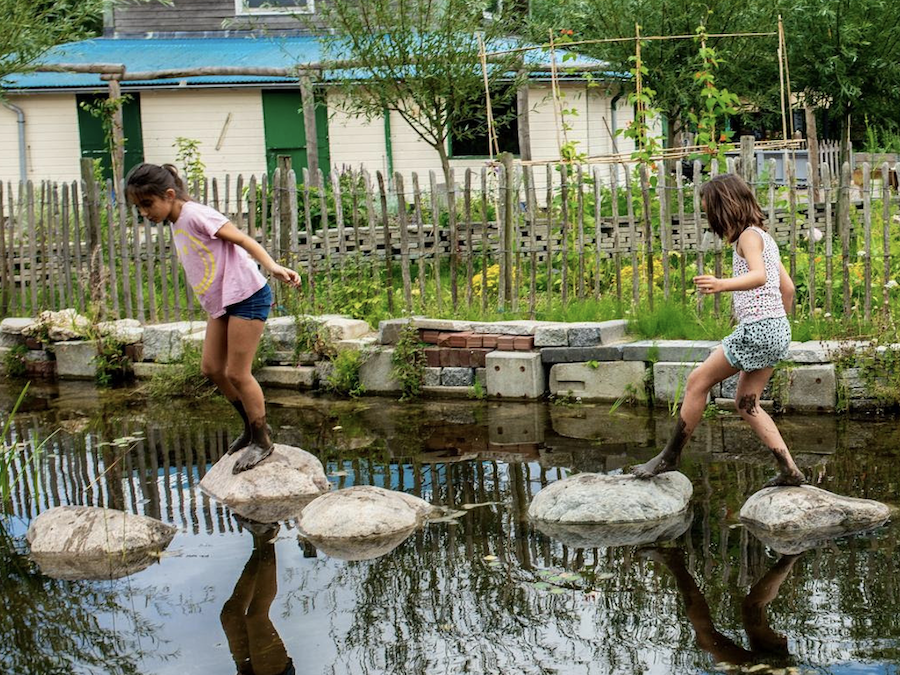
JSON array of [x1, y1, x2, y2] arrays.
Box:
[[225, 365, 254, 389], [201, 361, 223, 380], [685, 368, 713, 396]]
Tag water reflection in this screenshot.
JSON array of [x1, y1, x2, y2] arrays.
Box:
[[649, 546, 800, 668], [222, 518, 294, 675]]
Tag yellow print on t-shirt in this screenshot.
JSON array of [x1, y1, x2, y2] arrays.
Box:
[[172, 229, 216, 295]]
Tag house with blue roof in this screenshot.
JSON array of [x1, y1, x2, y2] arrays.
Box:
[[0, 0, 637, 188]]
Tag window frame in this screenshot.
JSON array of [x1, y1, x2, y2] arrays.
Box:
[[234, 0, 314, 16]]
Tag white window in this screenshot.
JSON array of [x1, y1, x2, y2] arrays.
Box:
[[235, 0, 313, 15]]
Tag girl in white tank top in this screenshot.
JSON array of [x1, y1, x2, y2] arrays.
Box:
[[633, 174, 805, 488]]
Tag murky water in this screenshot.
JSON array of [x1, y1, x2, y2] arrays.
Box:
[[1, 381, 899, 675]]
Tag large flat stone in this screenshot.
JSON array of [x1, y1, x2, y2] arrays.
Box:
[[358, 348, 401, 393], [142, 321, 206, 363], [534, 325, 568, 347], [377, 318, 411, 345], [781, 364, 836, 411], [529, 472, 693, 524], [410, 317, 476, 331], [549, 361, 647, 402], [0, 317, 35, 335], [622, 339, 718, 362], [565, 320, 629, 347], [323, 316, 371, 340], [477, 320, 548, 335], [485, 351, 545, 399], [541, 345, 624, 363], [54, 340, 98, 379], [256, 366, 317, 388], [264, 316, 298, 350]]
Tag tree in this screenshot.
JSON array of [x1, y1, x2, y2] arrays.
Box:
[[781, 0, 900, 165], [0, 0, 109, 85], [528, 0, 779, 149], [315, 0, 525, 186]]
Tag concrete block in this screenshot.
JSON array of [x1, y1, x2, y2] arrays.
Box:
[[54, 340, 98, 379], [264, 316, 298, 350], [142, 321, 205, 363], [485, 351, 545, 399], [132, 362, 171, 380], [597, 319, 629, 344], [358, 348, 401, 393], [424, 367, 442, 387], [534, 325, 568, 347], [323, 316, 371, 341], [781, 364, 836, 412], [256, 366, 317, 388], [541, 345, 624, 363], [549, 361, 647, 402], [441, 367, 474, 387], [653, 362, 718, 403], [475, 368, 486, 387], [788, 340, 868, 363], [377, 318, 410, 345], [622, 339, 718, 363], [720, 372, 774, 400]]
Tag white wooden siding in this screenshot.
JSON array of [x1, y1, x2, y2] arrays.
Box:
[[0, 94, 82, 184], [140, 89, 268, 185], [326, 89, 390, 177]]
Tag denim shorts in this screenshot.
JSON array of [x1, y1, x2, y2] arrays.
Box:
[[225, 284, 272, 321]]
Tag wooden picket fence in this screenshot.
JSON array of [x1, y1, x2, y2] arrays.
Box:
[[1, 151, 899, 324]]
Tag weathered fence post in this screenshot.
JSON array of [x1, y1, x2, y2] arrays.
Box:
[[81, 158, 104, 314], [501, 152, 515, 310], [740, 136, 755, 184]]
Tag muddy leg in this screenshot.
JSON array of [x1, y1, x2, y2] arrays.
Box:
[[633, 416, 691, 478], [233, 417, 275, 474], [227, 399, 253, 454]]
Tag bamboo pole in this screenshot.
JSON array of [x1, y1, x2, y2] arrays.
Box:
[[118, 180, 133, 318], [501, 154, 515, 310], [61, 184, 74, 309], [610, 169, 622, 305], [27, 181, 37, 312], [317, 168, 331, 306], [332, 168, 346, 280], [158, 219, 169, 322]]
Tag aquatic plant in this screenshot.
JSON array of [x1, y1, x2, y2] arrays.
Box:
[[0, 383, 48, 509]]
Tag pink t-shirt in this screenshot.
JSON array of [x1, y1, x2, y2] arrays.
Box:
[[170, 201, 267, 318]]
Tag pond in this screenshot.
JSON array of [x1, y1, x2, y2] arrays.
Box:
[[1, 381, 899, 675]]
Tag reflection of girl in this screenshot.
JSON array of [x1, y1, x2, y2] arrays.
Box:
[[649, 546, 799, 667], [220, 520, 293, 675]]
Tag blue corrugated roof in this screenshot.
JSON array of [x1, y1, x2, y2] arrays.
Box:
[[3, 35, 610, 90]]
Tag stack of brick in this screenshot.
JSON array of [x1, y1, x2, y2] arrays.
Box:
[[420, 329, 536, 389]]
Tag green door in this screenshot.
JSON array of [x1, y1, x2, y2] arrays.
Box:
[[261, 89, 330, 177], [76, 93, 144, 181]]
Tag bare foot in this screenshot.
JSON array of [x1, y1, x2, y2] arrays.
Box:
[[227, 429, 251, 455], [632, 450, 680, 479], [763, 469, 806, 488], [233, 442, 275, 474]]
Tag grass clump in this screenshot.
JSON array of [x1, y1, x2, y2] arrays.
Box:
[[144, 343, 215, 400]]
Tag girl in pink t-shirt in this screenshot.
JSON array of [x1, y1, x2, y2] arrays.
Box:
[[633, 174, 805, 488], [127, 163, 301, 474]]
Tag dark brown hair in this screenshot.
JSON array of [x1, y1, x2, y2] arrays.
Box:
[[125, 163, 190, 204], [699, 173, 767, 244]]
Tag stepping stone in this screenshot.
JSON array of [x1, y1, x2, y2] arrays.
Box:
[[740, 485, 892, 554], [528, 472, 693, 524], [534, 508, 692, 548], [200, 444, 330, 523], [299, 485, 437, 560], [26, 506, 176, 580]]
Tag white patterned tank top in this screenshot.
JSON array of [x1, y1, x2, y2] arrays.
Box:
[[732, 226, 786, 324]]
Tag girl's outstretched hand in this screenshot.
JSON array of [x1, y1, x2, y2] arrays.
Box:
[[693, 275, 723, 294], [270, 265, 302, 288]]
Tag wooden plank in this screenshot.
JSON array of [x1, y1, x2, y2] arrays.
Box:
[[212, 177, 220, 214], [658, 162, 670, 301], [576, 164, 585, 300], [144, 213, 156, 322], [132, 206, 144, 322], [862, 162, 872, 321], [377, 171, 394, 314], [224, 174, 231, 218], [559, 166, 569, 305], [302, 168, 316, 307], [413, 173, 427, 309], [118, 180, 133, 318], [170, 216, 182, 321], [260, 172, 270, 256], [676, 161, 687, 303], [463, 169, 474, 308], [287, 169, 299, 290], [430, 171, 443, 315], [822, 164, 832, 315], [394, 172, 413, 312], [840, 161, 851, 318], [526, 165, 537, 318]]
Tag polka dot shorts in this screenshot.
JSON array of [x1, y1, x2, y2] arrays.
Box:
[[722, 316, 791, 372]]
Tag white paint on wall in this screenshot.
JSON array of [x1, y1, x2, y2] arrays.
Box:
[[0, 94, 82, 184]]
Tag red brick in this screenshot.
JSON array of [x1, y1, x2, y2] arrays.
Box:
[[469, 348, 491, 368], [497, 336, 516, 351], [447, 332, 470, 348], [420, 330, 440, 344], [465, 334, 483, 348], [25, 337, 43, 350], [513, 336, 535, 351], [437, 332, 455, 347], [125, 343, 143, 362], [26, 360, 56, 378], [425, 347, 441, 367], [482, 334, 499, 349]]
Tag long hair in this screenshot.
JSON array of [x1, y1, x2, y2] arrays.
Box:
[[699, 174, 767, 244], [125, 163, 190, 204]]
